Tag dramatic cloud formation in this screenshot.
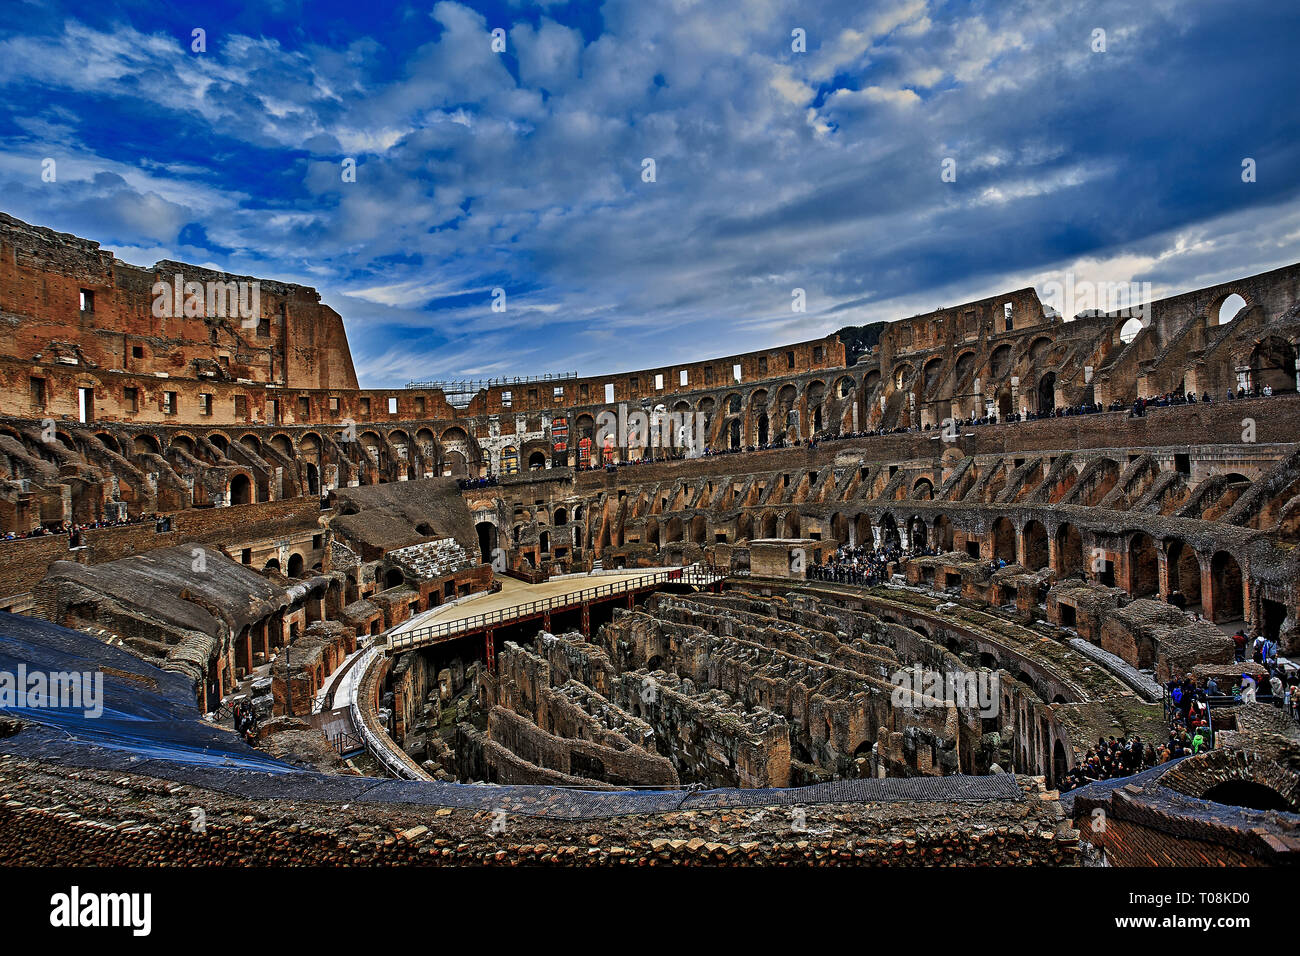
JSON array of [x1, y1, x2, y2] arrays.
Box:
[[0, 0, 1296, 385]]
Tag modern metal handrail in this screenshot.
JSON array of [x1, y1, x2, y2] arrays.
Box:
[[386, 564, 725, 651]]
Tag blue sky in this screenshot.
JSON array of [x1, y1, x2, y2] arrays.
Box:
[[1, 0, 1297, 387]]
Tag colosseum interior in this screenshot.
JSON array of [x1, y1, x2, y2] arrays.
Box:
[[0, 210, 1297, 872]]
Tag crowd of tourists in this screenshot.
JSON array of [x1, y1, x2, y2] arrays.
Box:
[[1124, 383, 1282, 418], [1060, 734, 1159, 791], [457, 474, 500, 489], [3, 512, 161, 541], [1229, 629, 1300, 721], [232, 699, 260, 747], [807, 543, 940, 586]]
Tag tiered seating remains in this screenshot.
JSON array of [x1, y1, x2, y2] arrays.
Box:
[[390, 538, 472, 581]]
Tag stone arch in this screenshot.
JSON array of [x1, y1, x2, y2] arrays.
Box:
[[1209, 289, 1252, 326], [476, 521, 498, 565], [229, 473, 253, 506], [806, 380, 826, 433], [953, 351, 976, 383], [1128, 531, 1159, 598], [1248, 335, 1297, 394], [134, 433, 161, 456], [287, 552, 305, 577], [1165, 539, 1202, 609], [991, 517, 1016, 564], [1037, 371, 1056, 415], [932, 514, 954, 552], [987, 344, 1013, 379], [878, 513, 900, 550], [1022, 520, 1048, 571], [94, 431, 123, 455], [782, 510, 800, 538], [830, 512, 849, 546], [270, 432, 294, 458], [1209, 551, 1245, 623], [921, 357, 945, 395], [1055, 523, 1084, 577], [664, 516, 683, 543], [911, 476, 934, 500], [690, 513, 707, 545]]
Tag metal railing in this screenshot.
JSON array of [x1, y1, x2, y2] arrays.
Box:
[[332, 730, 365, 758], [386, 564, 726, 652]]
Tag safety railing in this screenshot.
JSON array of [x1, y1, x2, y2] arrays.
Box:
[[386, 564, 726, 651], [332, 730, 366, 758]]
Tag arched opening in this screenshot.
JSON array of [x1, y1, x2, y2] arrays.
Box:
[[1166, 539, 1202, 610], [554, 507, 567, 526], [854, 513, 872, 548], [443, 450, 468, 478], [539, 530, 551, 553], [134, 434, 161, 456], [762, 512, 778, 539], [988, 345, 1013, 379], [1056, 523, 1084, 577], [1217, 293, 1247, 325], [912, 477, 933, 500], [728, 419, 741, 450], [932, 515, 954, 552], [528, 451, 546, 471], [830, 512, 848, 546], [906, 515, 927, 548], [1249, 336, 1297, 394], [878, 514, 900, 550], [476, 521, 498, 565], [757, 413, 769, 446], [229, 474, 253, 506], [384, 568, 404, 589], [287, 553, 304, 577], [1209, 551, 1244, 623], [1023, 520, 1048, 571], [690, 513, 707, 545], [305, 463, 319, 495], [782, 510, 800, 538], [1202, 781, 1291, 812], [991, 517, 1016, 564], [1119, 317, 1143, 344], [1052, 740, 1068, 790], [1128, 532, 1159, 598], [1037, 372, 1056, 415]]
